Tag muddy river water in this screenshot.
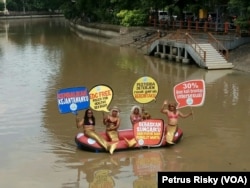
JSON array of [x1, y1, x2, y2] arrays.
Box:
[[0, 17, 249, 188]]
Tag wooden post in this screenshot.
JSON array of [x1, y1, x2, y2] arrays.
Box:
[[204, 21, 208, 32], [224, 22, 229, 34], [196, 20, 199, 31], [180, 20, 183, 29], [188, 20, 191, 30], [236, 24, 240, 36]]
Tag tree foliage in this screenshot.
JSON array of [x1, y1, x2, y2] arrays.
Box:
[[116, 9, 147, 26], [4, 0, 250, 28]]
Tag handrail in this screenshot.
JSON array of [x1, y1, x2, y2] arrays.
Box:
[[207, 32, 229, 60], [145, 29, 232, 65], [146, 32, 161, 52], [184, 32, 206, 63], [146, 30, 207, 63], [148, 19, 246, 36]]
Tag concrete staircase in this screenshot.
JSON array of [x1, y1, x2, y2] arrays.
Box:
[[136, 30, 235, 70], [190, 43, 234, 70]]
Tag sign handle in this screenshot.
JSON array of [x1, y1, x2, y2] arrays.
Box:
[[72, 110, 78, 116], [190, 107, 194, 120]]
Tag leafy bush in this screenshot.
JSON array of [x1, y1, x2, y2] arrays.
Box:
[[116, 9, 147, 26], [236, 16, 250, 30]]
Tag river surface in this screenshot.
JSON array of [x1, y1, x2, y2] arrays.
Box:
[[0, 18, 250, 188]]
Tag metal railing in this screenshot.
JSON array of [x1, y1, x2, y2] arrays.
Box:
[[184, 32, 206, 62], [145, 28, 232, 63], [148, 19, 249, 37], [207, 32, 229, 60]]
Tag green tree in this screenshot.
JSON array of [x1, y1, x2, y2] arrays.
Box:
[[116, 9, 147, 26], [6, 0, 250, 29], [228, 0, 250, 30]]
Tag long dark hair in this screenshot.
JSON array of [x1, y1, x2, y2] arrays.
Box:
[[83, 108, 95, 125]]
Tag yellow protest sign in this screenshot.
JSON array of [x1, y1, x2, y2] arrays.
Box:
[[133, 76, 158, 104], [89, 85, 113, 112]]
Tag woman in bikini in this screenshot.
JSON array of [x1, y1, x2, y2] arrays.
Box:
[[76, 108, 117, 154], [103, 106, 121, 142], [130, 105, 143, 126], [160, 100, 192, 144], [123, 105, 144, 148]]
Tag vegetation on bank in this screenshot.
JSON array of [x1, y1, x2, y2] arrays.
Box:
[[1, 0, 250, 30]]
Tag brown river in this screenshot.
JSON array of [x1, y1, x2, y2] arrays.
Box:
[[0, 17, 249, 188]]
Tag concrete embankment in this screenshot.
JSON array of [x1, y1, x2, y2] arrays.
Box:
[[228, 43, 250, 72], [69, 21, 156, 55], [0, 14, 64, 20], [69, 22, 121, 39]]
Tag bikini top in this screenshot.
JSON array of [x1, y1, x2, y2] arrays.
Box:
[[132, 115, 142, 122], [84, 118, 95, 126], [107, 118, 118, 125], [168, 113, 178, 119]]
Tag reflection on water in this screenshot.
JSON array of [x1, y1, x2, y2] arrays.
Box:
[[71, 150, 164, 188], [0, 18, 250, 188], [73, 152, 130, 188], [69, 148, 192, 187], [132, 150, 162, 188]]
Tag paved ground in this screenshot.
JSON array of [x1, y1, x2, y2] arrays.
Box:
[[228, 43, 250, 72]]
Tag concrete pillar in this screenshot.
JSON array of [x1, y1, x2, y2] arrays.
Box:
[[163, 45, 166, 54], [168, 46, 173, 61], [170, 46, 173, 55], [176, 47, 182, 62], [161, 44, 167, 58], [182, 49, 190, 64], [154, 44, 161, 57]]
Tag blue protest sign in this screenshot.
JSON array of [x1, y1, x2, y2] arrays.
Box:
[[57, 87, 90, 114]]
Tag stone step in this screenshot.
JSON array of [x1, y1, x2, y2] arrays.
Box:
[[206, 63, 234, 70]]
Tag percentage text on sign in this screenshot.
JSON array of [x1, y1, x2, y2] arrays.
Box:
[[183, 83, 198, 89]]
